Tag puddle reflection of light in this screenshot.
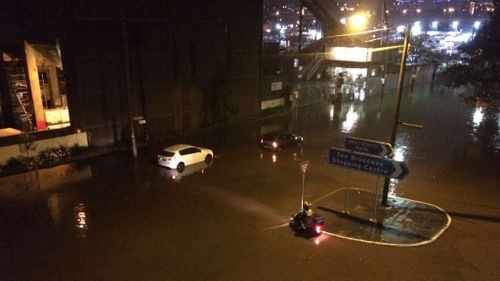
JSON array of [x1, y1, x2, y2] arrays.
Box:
[[74, 203, 89, 238], [342, 105, 359, 133], [473, 107, 484, 127], [314, 234, 328, 245], [393, 146, 407, 161], [388, 179, 398, 198], [359, 89, 365, 101], [272, 154, 277, 163], [330, 105, 335, 121], [354, 91, 360, 100], [47, 193, 62, 226]]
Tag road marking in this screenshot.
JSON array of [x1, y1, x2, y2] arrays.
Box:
[[311, 188, 452, 247]]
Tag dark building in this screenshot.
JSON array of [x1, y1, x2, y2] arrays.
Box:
[[0, 0, 264, 147]]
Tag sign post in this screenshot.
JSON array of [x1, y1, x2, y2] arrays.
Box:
[[329, 138, 410, 220], [344, 171, 350, 213], [329, 146, 409, 219], [299, 160, 310, 211]]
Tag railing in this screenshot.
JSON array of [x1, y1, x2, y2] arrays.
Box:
[[299, 54, 324, 81], [306, 55, 324, 81]]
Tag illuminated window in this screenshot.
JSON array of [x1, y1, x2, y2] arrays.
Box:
[[0, 40, 71, 136]]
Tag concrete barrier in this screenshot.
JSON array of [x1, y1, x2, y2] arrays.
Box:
[[0, 132, 88, 165]]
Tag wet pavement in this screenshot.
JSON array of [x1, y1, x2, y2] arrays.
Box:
[[1, 65, 500, 281], [314, 188, 451, 246]]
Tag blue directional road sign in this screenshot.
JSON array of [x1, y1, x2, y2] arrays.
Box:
[[345, 137, 393, 157], [328, 147, 409, 179]]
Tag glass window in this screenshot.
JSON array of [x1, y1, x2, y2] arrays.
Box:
[[179, 148, 191, 155], [161, 151, 175, 157]]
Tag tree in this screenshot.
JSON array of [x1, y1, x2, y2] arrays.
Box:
[[442, 1, 500, 112]]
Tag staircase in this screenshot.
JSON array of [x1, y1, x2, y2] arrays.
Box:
[[300, 54, 324, 81]]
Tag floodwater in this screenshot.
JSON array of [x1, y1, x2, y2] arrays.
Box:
[[0, 66, 499, 281]]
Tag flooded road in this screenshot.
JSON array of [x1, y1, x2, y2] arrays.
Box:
[[0, 66, 499, 281]]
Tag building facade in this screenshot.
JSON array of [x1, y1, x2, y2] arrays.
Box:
[[0, 0, 264, 147]]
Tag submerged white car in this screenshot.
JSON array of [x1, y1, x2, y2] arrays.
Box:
[[157, 144, 213, 171]]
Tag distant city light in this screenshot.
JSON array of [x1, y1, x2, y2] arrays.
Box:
[[455, 32, 473, 42], [416, 8, 421, 13], [412, 21, 422, 36], [452, 21, 459, 30], [340, 17, 347, 25], [316, 30, 322, 40], [473, 107, 484, 127], [402, 9, 407, 15], [397, 25, 406, 33], [309, 29, 317, 39], [432, 21, 439, 29], [474, 21, 481, 29], [275, 23, 281, 29]]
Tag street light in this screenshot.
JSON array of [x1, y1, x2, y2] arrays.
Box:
[[349, 13, 368, 31]]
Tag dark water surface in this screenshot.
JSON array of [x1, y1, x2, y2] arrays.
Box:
[[1, 66, 499, 280]]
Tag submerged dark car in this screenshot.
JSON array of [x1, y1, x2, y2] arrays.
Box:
[[259, 131, 303, 151]]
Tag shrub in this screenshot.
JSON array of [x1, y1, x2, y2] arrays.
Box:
[[69, 144, 88, 156], [37, 146, 70, 166], [2, 157, 24, 170], [1, 144, 96, 175]]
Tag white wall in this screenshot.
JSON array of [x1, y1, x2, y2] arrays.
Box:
[[0, 132, 88, 165]]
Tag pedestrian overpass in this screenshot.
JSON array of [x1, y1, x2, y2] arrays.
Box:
[[299, 0, 344, 37], [297, 0, 346, 81], [297, 0, 383, 81]]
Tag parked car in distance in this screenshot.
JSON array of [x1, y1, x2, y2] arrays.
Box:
[[158, 144, 213, 171], [259, 131, 303, 151]]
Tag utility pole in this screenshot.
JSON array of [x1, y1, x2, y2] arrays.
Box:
[[122, 22, 138, 158], [381, 0, 389, 98], [381, 24, 411, 206]]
